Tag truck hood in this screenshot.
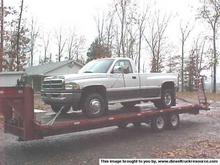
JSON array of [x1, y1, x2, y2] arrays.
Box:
[[62, 73, 108, 82]]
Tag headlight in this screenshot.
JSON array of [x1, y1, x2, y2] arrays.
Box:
[[65, 82, 80, 90]]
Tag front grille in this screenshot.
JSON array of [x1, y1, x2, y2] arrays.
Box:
[[42, 79, 64, 90]]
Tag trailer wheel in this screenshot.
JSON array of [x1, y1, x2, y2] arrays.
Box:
[[167, 114, 180, 129], [151, 115, 166, 132], [51, 104, 71, 114], [82, 93, 106, 118], [117, 123, 127, 129], [133, 122, 141, 127]]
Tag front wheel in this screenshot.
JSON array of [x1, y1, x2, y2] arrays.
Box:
[[82, 93, 107, 118]]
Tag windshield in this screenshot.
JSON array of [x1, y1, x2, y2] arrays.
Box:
[[79, 59, 114, 73]]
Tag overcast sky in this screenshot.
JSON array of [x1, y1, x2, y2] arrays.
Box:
[[14, 0, 200, 48], [6, 0, 219, 76], [5, 0, 208, 60], [23, 0, 199, 41], [5, 0, 219, 83]]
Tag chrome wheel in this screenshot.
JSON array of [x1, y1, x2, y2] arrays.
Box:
[[83, 93, 106, 118], [167, 114, 180, 129], [89, 99, 102, 115], [156, 116, 165, 130], [164, 92, 172, 106], [170, 114, 178, 126], [151, 115, 166, 132]]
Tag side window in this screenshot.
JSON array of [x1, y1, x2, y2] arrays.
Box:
[[123, 60, 133, 73], [112, 60, 133, 74]]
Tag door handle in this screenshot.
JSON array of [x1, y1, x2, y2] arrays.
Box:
[[132, 76, 136, 79]]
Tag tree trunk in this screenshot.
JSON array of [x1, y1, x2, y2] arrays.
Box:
[[181, 40, 184, 92], [213, 28, 216, 93], [0, 0, 4, 71], [16, 0, 24, 71]]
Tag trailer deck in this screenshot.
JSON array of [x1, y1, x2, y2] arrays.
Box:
[[0, 78, 209, 141]]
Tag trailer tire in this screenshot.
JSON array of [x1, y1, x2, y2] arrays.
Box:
[[133, 122, 141, 127], [51, 104, 71, 114], [167, 113, 180, 129], [151, 115, 166, 132], [82, 93, 106, 118], [117, 123, 127, 129]]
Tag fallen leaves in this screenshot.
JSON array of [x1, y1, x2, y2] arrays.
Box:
[[152, 139, 220, 158], [34, 94, 50, 110], [0, 115, 3, 129]]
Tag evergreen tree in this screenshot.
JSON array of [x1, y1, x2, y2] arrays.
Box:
[[86, 38, 111, 63]]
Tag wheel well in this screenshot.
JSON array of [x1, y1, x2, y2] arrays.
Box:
[[162, 81, 175, 90], [79, 85, 107, 107]]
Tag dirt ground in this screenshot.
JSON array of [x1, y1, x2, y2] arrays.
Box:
[[0, 92, 220, 165]]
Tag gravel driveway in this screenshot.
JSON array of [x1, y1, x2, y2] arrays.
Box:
[[0, 101, 220, 165]]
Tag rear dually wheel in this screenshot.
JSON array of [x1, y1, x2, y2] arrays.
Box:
[[154, 89, 175, 109]]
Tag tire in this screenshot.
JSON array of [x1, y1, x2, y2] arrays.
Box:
[[154, 89, 175, 109], [133, 122, 141, 127], [151, 115, 166, 132], [51, 104, 71, 114], [117, 123, 127, 129], [167, 113, 180, 129], [82, 93, 107, 118]]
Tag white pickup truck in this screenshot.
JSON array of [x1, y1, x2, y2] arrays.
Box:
[[41, 58, 177, 118]]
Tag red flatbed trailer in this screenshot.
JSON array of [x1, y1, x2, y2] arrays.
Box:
[[0, 79, 209, 141]]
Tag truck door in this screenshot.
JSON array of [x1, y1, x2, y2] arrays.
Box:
[[109, 60, 139, 101], [121, 60, 140, 100]]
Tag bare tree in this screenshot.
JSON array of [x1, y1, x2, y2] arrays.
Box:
[[29, 18, 39, 66], [105, 12, 115, 52], [42, 32, 50, 63], [199, 0, 220, 93], [125, 4, 138, 61], [167, 54, 181, 73], [185, 37, 211, 91], [15, 0, 24, 71], [94, 12, 115, 58], [0, 0, 4, 71], [55, 29, 66, 62], [114, 0, 130, 57], [67, 30, 76, 60], [95, 14, 105, 44], [137, 9, 148, 73], [66, 30, 85, 61], [180, 22, 193, 91], [192, 36, 212, 76], [144, 11, 170, 72], [73, 36, 85, 61]]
